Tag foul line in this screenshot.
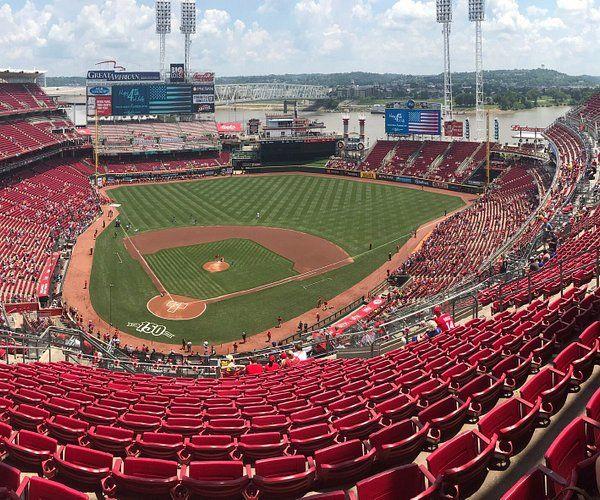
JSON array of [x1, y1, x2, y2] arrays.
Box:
[[118, 223, 175, 303], [117, 204, 461, 308]]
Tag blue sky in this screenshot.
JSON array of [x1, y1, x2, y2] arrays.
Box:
[[0, 0, 598, 76]]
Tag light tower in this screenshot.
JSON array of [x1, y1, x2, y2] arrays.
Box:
[[436, 0, 453, 123], [469, 0, 485, 140], [155, 1, 171, 79], [180, 0, 196, 79]]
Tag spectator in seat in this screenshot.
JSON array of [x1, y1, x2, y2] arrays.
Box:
[[264, 355, 280, 372], [246, 357, 264, 375], [292, 343, 308, 362], [433, 305, 455, 333]]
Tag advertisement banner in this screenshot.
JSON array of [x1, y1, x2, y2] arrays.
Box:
[[360, 171, 377, 179], [87, 70, 161, 82], [192, 72, 215, 83], [194, 103, 215, 113], [95, 95, 112, 116], [217, 122, 243, 133], [87, 85, 112, 96], [325, 296, 387, 337], [170, 63, 185, 83], [112, 85, 149, 115], [444, 120, 464, 138], [36, 252, 60, 299], [385, 108, 441, 136]]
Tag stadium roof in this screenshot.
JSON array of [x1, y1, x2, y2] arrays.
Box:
[[0, 69, 47, 83]]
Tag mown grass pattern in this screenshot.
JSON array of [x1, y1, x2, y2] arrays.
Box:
[[89, 175, 464, 344], [145, 238, 297, 299]]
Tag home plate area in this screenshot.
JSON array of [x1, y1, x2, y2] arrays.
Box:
[[147, 294, 207, 320]]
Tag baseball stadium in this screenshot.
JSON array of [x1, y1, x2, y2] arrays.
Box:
[[0, 0, 599, 498]]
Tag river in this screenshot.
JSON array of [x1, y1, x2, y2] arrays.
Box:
[[68, 101, 570, 146], [215, 106, 571, 146]]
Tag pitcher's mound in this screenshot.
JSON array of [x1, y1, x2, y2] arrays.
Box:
[[203, 260, 230, 273], [147, 294, 206, 320]]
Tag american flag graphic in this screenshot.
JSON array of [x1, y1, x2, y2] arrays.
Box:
[[148, 85, 192, 114], [408, 110, 441, 135]]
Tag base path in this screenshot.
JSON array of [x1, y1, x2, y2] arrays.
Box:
[[125, 225, 353, 275], [63, 172, 476, 354]]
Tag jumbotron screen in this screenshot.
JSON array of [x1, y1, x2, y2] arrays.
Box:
[[86, 71, 215, 118]]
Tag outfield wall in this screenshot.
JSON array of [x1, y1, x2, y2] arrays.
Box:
[[242, 165, 485, 194]]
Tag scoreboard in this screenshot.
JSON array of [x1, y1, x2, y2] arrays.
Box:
[[86, 70, 215, 119]]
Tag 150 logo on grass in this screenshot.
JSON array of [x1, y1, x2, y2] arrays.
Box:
[[127, 321, 175, 338]]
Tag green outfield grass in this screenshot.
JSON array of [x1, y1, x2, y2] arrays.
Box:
[[145, 238, 297, 299], [89, 174, 464, 345]]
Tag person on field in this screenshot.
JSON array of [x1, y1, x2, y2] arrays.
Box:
[[433, 305, 455, 333]]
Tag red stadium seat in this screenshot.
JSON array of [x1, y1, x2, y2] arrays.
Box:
[[544, 416, 600, 496], [83, 425, 135, 456], [205, 418, 249, 437], [375, 394, 418, 424], [5, 429, 57, 468], [553, 341, 597, 387], [8, 403, 50, 431], [520, 366, 573, 419], [251, 455, 316, 498], [409, 378, 451, 406], [77, 405, 119, 426], [161, 416, 204, 436], [418, 395, 471, 440], [500, 465, 567, 500], [492, 354, 533, 393], [350, 463, 438, 499], [0, 462, 21, 493], [236, 431, 288, 462], [117, 412, 162, 434], [368, 418, 434, 467], [332, 409, 381, 441], [102, 457, 181, 499], [42, 444, 112, 489], [44, 415, 89, 444], [586, 387, 600, 422], [478, 397, 541, 462], [131, 432, 184, 461], [426, 429, 496, 498], [290, 405, 331, 427], [250, 414, 291, 433], [16, 476, 88, 500], [180, 434, 236, 463], [456, 373, 505, 414], [289, 423, 337, 456], [314, 439, 376, 487], [178, 460, 250, 499]]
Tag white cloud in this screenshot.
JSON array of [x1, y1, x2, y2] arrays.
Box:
[[0, 0, 597, 77]]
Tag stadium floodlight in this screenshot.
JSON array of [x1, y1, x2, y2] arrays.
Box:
[[436, 0, 451, 23], [180, 0, 196, 79], [469, 0, 485, 140], [436, 0, 453, 123], [156, 1, 172, 78]]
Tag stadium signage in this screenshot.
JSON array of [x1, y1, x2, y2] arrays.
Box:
[[87, 70, 161, 82], [385, 108, 441, 136], [170, 63, 185, 83], [192, 72, 215, 83], [88, 85, 112, 96], [127, 321, 174, 339]]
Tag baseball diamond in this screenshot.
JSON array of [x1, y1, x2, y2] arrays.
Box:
[[86, 174, 465, 344]]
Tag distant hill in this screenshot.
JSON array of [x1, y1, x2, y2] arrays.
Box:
[[46, 69, 599, 89], [216, 69, 600, 88]]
